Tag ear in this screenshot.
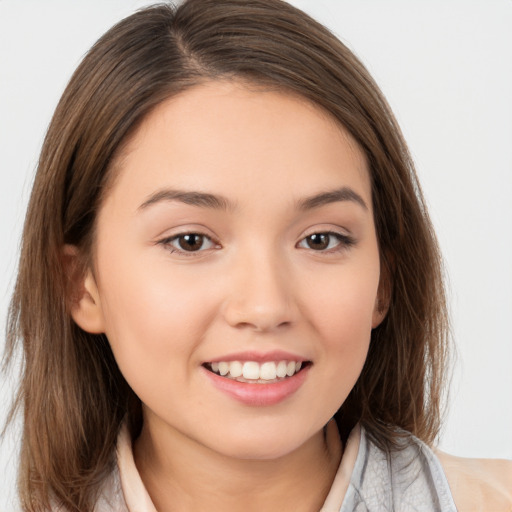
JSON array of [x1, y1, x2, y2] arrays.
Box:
[[371, 258, 392, 329], [62, 245, 105, 334]]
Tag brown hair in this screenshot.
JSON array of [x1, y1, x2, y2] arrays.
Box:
[[5, 0, 450, 510]]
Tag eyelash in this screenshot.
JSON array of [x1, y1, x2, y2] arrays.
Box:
[[158, 231, 356, 256], [297, 231, 356, 253], [158, 232, 220, 256]]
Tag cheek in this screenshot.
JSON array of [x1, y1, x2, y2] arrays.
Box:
[[304, 259, 379, 394], [293, 277, 375, 433], [95, 250, 218, 393], [307, 259, 379, 344], [316, 292, 374, 382]]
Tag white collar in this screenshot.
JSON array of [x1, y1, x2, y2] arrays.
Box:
[[115, 422, 361, 511]]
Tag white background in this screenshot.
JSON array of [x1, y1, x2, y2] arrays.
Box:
[[1, 1, 511, 510]]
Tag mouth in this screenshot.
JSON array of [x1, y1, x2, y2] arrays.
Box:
[[202, 360, 311, 384]]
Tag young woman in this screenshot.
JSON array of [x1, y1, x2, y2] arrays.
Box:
[[4, 0, 511, 510]]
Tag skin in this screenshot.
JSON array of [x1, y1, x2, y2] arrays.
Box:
[[71, 80, 386, 511]]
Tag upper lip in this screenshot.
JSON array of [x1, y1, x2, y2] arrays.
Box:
[[204, 350, 310, 364]]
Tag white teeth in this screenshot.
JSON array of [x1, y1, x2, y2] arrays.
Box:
[[260, 362, 277, 380], [218, 362, 229, 376], [230, 361, 243, 378], [242, 362, 260, 379], [208, 360, 305, 381], [276, 361, 287, 378]]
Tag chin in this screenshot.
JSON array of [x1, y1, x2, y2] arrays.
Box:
[[216, 437, 302, 461], [202, 421, 320, 461]]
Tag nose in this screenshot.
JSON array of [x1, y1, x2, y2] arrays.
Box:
[[221, 249, 297, 333]]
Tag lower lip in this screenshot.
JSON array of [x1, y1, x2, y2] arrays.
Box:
[[201, 365, 310, 406]]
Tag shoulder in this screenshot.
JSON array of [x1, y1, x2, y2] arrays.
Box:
[[47, 467, 125, 512], [92, 460, 129, 512], [344, 427, 458, 511], [436, 449, 512, 512]]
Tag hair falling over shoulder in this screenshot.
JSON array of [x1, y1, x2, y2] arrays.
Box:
[[4, 1, 450, 510]]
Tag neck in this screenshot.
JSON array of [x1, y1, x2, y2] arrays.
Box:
[[133, 416, 342, 512]]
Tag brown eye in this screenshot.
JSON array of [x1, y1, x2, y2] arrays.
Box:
[[305, 233, 330, 250], [297, 231, 355, 253], [161, 232, 216, 254], [177, 234, 206, 251]]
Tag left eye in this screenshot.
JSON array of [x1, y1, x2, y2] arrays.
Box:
[[164, 233, 216, 253], [298, 232, 350, 251]]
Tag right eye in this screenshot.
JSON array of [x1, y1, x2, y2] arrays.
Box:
[[160, 233, 217, 254]]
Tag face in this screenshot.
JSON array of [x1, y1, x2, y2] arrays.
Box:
[[74, 81, 385, 460]]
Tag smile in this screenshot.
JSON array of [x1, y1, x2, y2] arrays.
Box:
[[204, 360, 306, 383]]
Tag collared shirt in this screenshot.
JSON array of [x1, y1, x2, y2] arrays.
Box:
[[93, 423, 512, 511]]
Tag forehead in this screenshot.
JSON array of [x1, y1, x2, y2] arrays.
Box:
[[105, 80, 371, 213]]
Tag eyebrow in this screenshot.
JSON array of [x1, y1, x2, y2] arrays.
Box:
[[138, 186, 368, 213], [297, 187, 368, 212], [138, 189, 233, 211]]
